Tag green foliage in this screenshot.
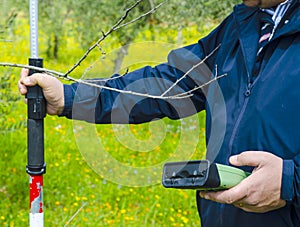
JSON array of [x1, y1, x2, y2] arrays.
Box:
[[0, 0, 17, 41], [0, 70, 25, 132], [155, 0, 240, 29], [197, 0, 240, 20], [1, 0, 240, 58], [0, 1, 238, 226], [0, 27, 207, 227]]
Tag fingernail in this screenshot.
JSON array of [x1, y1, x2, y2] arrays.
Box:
[[200, 192, 209, 200], [229, 155, 237, 163]]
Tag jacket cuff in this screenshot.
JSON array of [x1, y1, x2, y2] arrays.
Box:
[[281, 159, 294, 201], [59, 84, 74, 117]]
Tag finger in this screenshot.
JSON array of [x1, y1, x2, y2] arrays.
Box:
[[217, 170, 268, 204], [21, 73, 46, 87], [20, 68, 29, 80], [232, 196, 259, 208], [234, 198, 287, 213], [18, 79, 28, 95], [229, 151, 266, 167], [233, 202, 255, 212], [233, 202, 267, 213], [25, 73, 53, 88], [19, 68, 30, 94], [200, 186, 247, 204], [233, 199, 247, 209]]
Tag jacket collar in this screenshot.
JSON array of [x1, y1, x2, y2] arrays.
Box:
[[233, 1, 300, 75], [272, 0, 300, 39], [233, 1, 300, 36], [233, 4, 260, 75]]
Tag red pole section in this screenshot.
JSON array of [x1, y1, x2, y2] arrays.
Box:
[[29, 175, 44, 226]]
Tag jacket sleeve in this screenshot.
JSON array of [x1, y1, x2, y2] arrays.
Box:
[[281, 155, 300, 215], [60, 42, 216, 124]]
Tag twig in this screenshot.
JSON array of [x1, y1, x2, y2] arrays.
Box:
[[113, 1, 167, 31], [0, 0, 224, 101], [0, 0, 167, 83], [64, 202, 87, 227], [0, 63, 65, 77], [67, 76, 224, 100], [0, 60, 226, 100], [173, 73, 228, 98], [83, 70, 129, 82], [64, 0, 166, 77], [161, 44, 221, 97]]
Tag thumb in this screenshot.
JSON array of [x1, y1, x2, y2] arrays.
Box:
[[229, 151, 263, 167], [23, 73, 52, 89], [22, 73, 42, 86]]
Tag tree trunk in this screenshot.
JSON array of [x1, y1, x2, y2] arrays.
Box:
[[46, 35, 59, 59], [177, 24, 183, 46], [46, 37, 52, 58], [53, 35, 59, 59], [113, 43, 131, 74]]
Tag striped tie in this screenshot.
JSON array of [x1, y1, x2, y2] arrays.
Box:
[[251, 10, 275, 83], [250, 2, 291, 83], [257, 10, 275, 56]]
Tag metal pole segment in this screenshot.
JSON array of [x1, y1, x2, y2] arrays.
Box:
[[29, 0, 38, 58], [28, 1, 46, 226]]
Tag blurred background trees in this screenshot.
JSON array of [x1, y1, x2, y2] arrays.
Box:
[[0, 1, 240, 225], [1, 0, 239, 59], [0, 0, 240, 132]]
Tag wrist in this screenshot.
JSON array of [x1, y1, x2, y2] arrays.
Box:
[[59, 84, 76, 117]]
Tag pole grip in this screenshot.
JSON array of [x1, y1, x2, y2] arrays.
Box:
[[26, 58, 46, 175], [27, 58, 46, 119]]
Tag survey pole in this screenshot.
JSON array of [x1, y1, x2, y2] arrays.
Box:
[[27, 0, 46, 226]]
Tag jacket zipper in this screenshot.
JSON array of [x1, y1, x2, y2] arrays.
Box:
[[227, 80, 253, 158], [229, 15, 277, 149], [222, 82, 253, 226], [229, 32, 271, 152]]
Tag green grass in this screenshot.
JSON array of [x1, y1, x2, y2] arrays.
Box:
[[0, 17, 215, 226]]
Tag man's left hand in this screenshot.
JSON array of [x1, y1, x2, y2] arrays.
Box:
[[200, 151, 286, 213]]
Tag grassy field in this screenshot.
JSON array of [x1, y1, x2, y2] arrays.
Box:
[[0, 17, 215, 226]]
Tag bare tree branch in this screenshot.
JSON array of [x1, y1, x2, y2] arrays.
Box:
[[0, 0, 226, 101], [0, 60, 226, 100], [173, 73, 227, 98], [0, 63, 65, 77], [73, 74, 226, 100], [63, 0, 143, 76], [161, 44, 221, 97], [0, 1, 166, 78], [64, 0, 166, 77], [113, 1, 167, 31]]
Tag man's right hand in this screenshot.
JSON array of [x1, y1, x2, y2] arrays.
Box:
[[18, 68, 65, 115]]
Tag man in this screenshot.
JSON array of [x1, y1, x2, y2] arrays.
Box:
[[19, 0, 300, 226]]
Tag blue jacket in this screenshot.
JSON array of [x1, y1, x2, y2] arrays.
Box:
[[62, 2, 300, 226]]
